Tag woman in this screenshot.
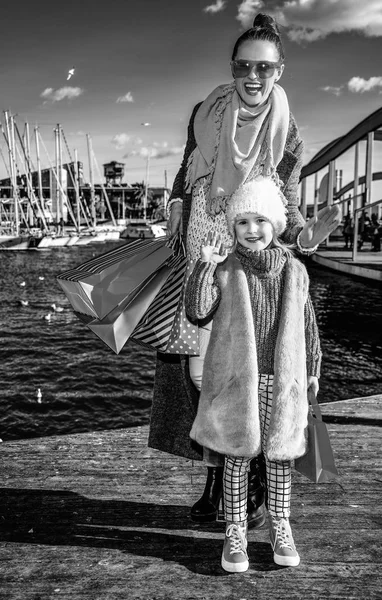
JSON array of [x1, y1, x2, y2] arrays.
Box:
[[148, 13, 340, 525]]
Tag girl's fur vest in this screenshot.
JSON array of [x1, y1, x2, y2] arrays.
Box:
[[190, 253, 310, 461]]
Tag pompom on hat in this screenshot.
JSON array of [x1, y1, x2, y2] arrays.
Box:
[[226, 177, 288, 237]]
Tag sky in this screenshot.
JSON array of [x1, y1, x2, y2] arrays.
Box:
[[1, 0, 382, 204]]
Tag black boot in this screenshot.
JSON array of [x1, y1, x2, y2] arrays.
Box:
[[190, 466, 223, 523], [247, 455, 267, 529]]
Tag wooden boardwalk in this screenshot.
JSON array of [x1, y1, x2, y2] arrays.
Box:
[[0, 396, 381, 599]]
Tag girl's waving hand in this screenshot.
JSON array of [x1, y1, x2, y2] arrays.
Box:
[[201, 231, 228, 264]]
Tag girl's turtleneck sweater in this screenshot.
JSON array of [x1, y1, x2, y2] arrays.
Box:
[[186, 244, 321, 377]]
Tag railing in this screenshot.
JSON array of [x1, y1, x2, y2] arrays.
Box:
[[352, 198, 382, 262], [323, 194, 364, 245]]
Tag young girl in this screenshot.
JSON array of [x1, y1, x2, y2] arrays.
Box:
[[185, 177, 321, 573]]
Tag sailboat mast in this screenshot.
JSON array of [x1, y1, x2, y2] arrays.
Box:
[[74, 149, 81, 233], [86, 134, 96, 228], [4, 111, 19, 236], [35, 125, 44, 212], [91, 150, 117, 227], [14, 121, 48, 231], [57, 124, 64, 224], [21, 122, 34, 226], [54, 126, 60, 225]]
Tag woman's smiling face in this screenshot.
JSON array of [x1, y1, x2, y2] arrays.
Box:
[[232, 39, 284, 108]]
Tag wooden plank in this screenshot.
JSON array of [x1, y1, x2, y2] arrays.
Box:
[[0, 403, 381, 599], [321, 395, 382, 426]]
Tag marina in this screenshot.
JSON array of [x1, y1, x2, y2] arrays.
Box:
[[0, 112, 169, 250]]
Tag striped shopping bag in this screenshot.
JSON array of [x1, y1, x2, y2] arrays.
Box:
[[57, 237, 172, 320], [131, 234, 199, 355]]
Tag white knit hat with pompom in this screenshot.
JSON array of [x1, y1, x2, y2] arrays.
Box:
[[226, 177, 288, 237]]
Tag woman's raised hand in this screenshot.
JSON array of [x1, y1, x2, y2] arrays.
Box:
[[299, 205, 342, 249], [201, 232, 228, 263]]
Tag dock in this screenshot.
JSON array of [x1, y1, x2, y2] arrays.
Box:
[[312, 242, 382, 282], [0, 396, 381, 599]]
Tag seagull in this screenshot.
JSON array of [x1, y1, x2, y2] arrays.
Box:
[[19, 300, 29, 307], [39, 276, 45, 281], [37, 388, 42, 404], [67, 66, 75, 81], [20, 281, 26, 287], [51, 303, 64, 312], [44, 313, 52, 321], [141, 122, 151, 127]]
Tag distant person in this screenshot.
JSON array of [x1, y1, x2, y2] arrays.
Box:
[[371, 213, 381, 252], [342, 214, 354, 250], [149, 12, 340, 531], [185, 178, 321, 571], [358, 212, 371, 250], [57, 217, 65, 236]]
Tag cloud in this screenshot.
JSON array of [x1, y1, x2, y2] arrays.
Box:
[[320, 85, 344, 97], [204, 0, 227, 14], [236, 0, 382, 41], [152, 142, 185, 159], [111, 133, 131, 149], [236, 0, 263, 28], [40, 87, 84, 102], [116, 91, 134, 103], [347, 76, 382, 93], [41, 88, 54, 98], [123, 142, 185, 160]]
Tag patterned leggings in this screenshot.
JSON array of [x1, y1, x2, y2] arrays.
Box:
[[224, 374, 292, 522]]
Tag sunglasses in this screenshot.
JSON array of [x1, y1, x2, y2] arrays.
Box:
[[231, 60, 281, 79]]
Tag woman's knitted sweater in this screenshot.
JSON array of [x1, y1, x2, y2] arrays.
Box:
[[186, 245, 321, 377]]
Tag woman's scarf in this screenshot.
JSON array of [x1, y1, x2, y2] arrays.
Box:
[[185, 82, 290, 216]]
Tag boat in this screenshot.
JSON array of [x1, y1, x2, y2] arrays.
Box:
[[73, 234, 94, 246], [120, 220, 167, 240], [66, 235, 80, 246], [45, 234, 71, 247], [0, 235, 30, 250], [104, 230, 121, 241]]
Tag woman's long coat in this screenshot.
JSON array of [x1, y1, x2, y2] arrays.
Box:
[[148, 102, 306, 461]]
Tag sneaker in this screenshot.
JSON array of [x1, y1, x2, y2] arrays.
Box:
[[221, 522, 249, 573], [269, 516, 300, 567]]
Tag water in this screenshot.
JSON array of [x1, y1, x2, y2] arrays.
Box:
[[0, 244, 381, 442]]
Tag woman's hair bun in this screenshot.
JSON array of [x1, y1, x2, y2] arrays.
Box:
[[252, 13, 280, 35]]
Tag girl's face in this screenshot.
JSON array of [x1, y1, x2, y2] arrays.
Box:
[[234, 213, 274, 251], [232, 39, 284, 108]]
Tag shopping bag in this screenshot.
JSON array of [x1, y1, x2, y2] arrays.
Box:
[[131, 234, 188, 352], [295, 394, 339, 483], [57, 237, 173, 319], [77, 262, 174, 354], [163, 260, 199, 355], [131, 240, 199, 355]]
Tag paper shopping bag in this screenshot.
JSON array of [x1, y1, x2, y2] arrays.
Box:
[[77, 262, 174, 354], [131, 234, 188, 352], [57, 237, 173, 319], [295, 398, 339, 483]]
